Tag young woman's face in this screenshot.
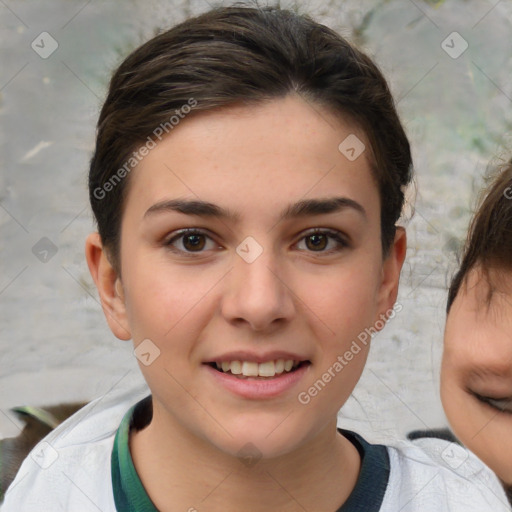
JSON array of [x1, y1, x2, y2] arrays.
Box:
[[100, 95, 404, 458], [442, 266, 512, 484]]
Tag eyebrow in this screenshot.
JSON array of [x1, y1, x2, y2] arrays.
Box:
[[144, 197, 367, 222]]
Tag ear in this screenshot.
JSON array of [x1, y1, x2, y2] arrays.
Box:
[[374, 227, 407, 326], [85, 233, 131, 340]]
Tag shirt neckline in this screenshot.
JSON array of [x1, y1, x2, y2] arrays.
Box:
[[111, 396, 389, 512]]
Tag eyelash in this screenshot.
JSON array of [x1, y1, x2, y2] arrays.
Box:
[[470, 390, 512, 415], [164, 228, 349, 257]]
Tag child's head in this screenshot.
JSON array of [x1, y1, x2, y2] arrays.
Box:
[[442, 159, 512, 485], [85, 5, 411, 459]]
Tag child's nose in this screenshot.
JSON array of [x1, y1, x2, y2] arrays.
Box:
[[220, 249, 296, 332]]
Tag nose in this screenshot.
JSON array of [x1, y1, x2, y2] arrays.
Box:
[[220, 248, 296, 332]]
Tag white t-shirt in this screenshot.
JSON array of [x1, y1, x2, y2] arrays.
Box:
[[2, 382, 510, 512]]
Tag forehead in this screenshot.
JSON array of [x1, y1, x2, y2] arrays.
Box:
[[445, 267, 512, 377], [447, 266, 512, 332], [124, 95, 380, 224], [464, 267, 512, 305]]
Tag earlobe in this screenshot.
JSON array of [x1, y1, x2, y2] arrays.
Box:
[[85, 233, 131, 340], [375, 227, 407, 326]]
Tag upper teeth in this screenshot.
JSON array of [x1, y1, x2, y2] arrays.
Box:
[[216, 359, 299, 377]]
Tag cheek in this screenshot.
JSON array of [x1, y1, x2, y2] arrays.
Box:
[[444, 385, 512, 485], [440, 349, 471, 411], [298, 269, 377, 390], [440, 377, 480, 462], [441, 359, 496, 447], [122, 261, 224, 341], [440, 364, 462, 424], [305, 266, 382, 336]]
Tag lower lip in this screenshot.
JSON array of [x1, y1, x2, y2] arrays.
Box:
[[203, 363, 310, 399]]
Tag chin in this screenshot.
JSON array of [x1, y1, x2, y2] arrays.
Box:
[[210, 416, 315, 461]]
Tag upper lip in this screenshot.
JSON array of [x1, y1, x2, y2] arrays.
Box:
[[205, 351, 310, 364]]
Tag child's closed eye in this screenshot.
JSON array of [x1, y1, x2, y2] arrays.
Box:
[[470, 390, 512, 414]]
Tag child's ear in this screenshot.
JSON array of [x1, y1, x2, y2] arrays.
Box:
[[85, 233, 131, 341], [375, 227, 407, 325]]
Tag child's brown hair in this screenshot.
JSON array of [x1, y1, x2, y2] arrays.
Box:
[[447, 159, 512, 311]]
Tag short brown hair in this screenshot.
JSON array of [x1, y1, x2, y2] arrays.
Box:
[[447, 159, 512, 311], [88, 4, 413, 271]]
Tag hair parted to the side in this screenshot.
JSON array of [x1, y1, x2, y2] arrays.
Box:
[[447, 159, 512, 312], [88, 3, 413, 272]]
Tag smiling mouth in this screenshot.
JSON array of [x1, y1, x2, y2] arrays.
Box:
[[206, 360, 311, 379]]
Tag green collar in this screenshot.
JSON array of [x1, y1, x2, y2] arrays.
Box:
[[111, 396, 157, 512], [111, 397, 389, 512]]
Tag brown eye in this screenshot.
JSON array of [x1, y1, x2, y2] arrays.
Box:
[[296, 229, 349, 254], [165, 229, 218, 255], [183, 234, 206, 251], [305, 233, 328, 251]]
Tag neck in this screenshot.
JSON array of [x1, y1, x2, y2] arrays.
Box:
[[130, 403, 360, 512]]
